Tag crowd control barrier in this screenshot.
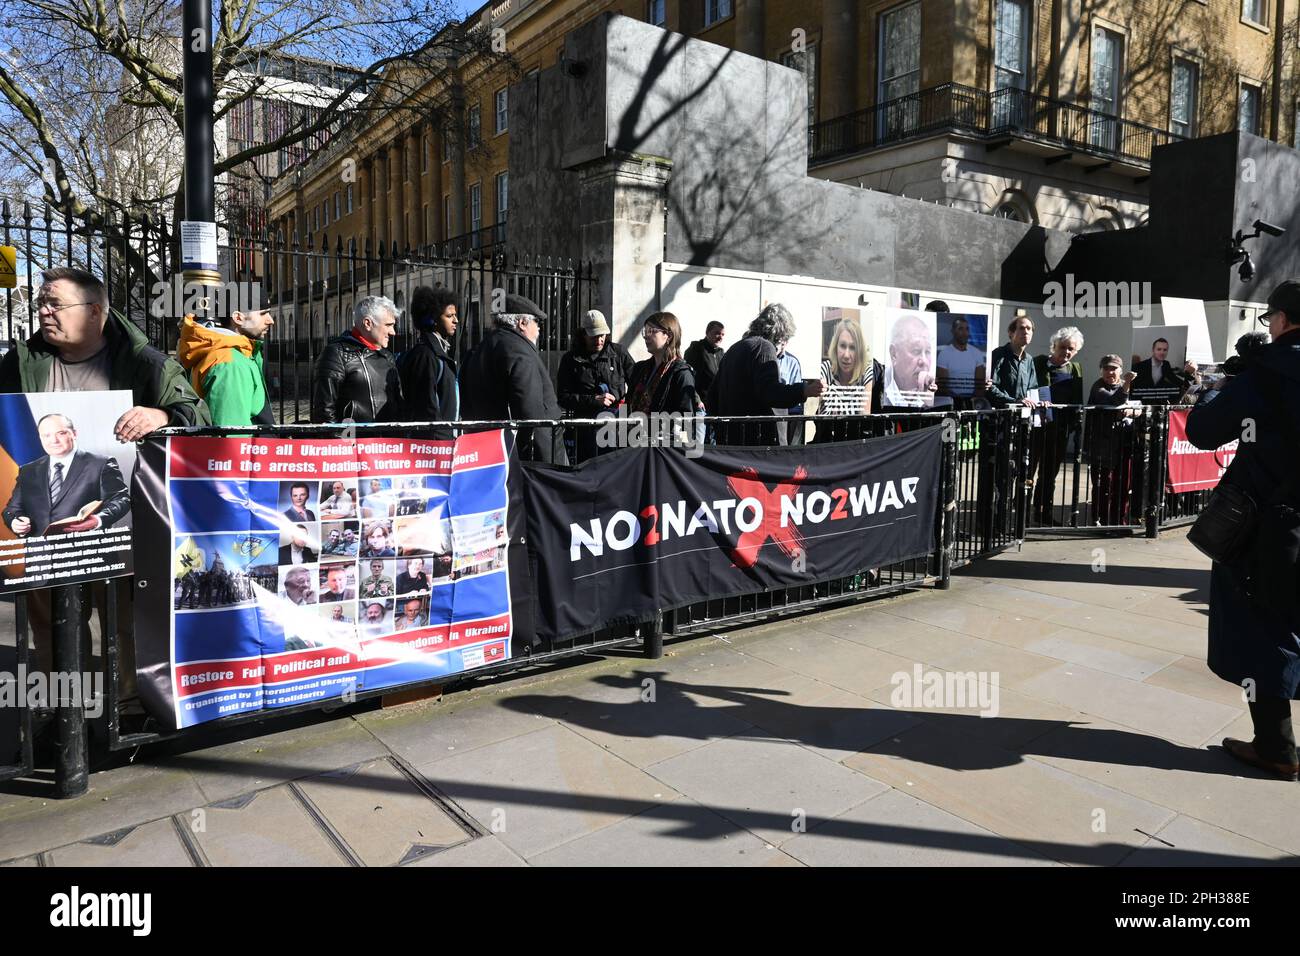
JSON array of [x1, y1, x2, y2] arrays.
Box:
[[2, 404, 1211, 795]]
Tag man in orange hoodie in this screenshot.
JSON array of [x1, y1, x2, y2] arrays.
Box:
[[178, 309, 276, 426]]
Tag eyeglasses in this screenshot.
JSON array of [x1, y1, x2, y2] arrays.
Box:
[[1258, 309, 1279, 327], [643, 325, 668, 336], [35, 299, 95, 314]]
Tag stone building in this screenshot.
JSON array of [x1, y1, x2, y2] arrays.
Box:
[[267, 0, 1300, 250]]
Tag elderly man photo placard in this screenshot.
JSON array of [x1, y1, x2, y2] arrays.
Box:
[[879, 310, 939, 409], [0, 391, 136, 592]]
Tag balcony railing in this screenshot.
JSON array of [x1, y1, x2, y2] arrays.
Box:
[[809, 82, 1185, 169]]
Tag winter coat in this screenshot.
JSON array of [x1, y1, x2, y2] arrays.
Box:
[[177, 316, 273, 426], [310, 331, 401, 424]]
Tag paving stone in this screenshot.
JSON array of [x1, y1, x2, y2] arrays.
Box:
[[805, 605, 949, 650], [357, 694, 555, 767], [1038, 604, 1207, 658], [645, 736, 888, 847], [876, 600, 1063, 648], [191, 785, 350, 867], [416, 724, 679, 859], [46, 818, 195, 867], [163, 716, 389, 804], [864, 676, 1087, 752], [1026, 717, 1300, 855], [405, 835, 528, 867], [0, 854, 40, 866], [1020, 626, 1182, 681], [737, 629, 920, 698], [871, 626, 1062, 688], [1125, 595, 1211, 628], [530, 797, 801, 867], [784, 787, 1059, 867], [295, 758, 471, 867], [843, 722, 1176, 866], [1119, 814, 1295, 866], [0, 763, 207, 862], [1143, 656, 1253, 711], [1015, 663, 1240, 746]]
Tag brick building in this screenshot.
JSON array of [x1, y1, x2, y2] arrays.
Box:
[[267, 0, 1299, 254]]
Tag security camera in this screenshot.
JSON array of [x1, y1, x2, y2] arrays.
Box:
[[1253, 219, 1286, 237], [1238, 250, 1255, 282]]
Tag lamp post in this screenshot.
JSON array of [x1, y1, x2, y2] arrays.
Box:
[[181, 0, 220, 317]]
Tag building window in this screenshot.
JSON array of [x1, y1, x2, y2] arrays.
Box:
[[1170, 58, 1198, 138], [994, 202, 1028, 222], [442, 129, 451, 163], [1239, 82, 1262, 134], [1089, 27, 1123, 151], [467, 105, 481, 149], [443, 195, 451, 239], [781, 43, 818, 128], [648, 0, 666, 25], [877, 2, 922, 140], [424, 203, 431, 242], [469, 182, 482, 234], [386, 154, 393, 191], [334, 191, 341, 220], [1242, 0, 1265, 24], [704, 0, 732, 28], [1294, 101, 1300, 149], [346, 184, 354, 213], [422, 135, 430, 173], [495, 172, 508, 224], [494, 88, 509, 134], [322, 200, 329, 227], [993, 0, 1030, 92]]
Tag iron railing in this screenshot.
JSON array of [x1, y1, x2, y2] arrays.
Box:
[[809, 82, 1184, 168]]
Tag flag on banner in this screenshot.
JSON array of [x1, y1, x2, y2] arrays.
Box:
[[0, 397, 43, 566], [174, 537, 206, 578], [232, 534, 272, 564]]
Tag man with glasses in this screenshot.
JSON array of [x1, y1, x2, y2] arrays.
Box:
[[0, 266, 208, 723], [0, 267, 209, 435], [459, 292, 566, 463]]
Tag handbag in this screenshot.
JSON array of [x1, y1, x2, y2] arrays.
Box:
[[1187, 481, 1257, 563]]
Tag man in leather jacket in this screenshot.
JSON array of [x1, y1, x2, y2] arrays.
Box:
[[311, 295, 402, 423]]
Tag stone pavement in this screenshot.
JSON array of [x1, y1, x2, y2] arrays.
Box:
[[1, 529, 1296, 867]]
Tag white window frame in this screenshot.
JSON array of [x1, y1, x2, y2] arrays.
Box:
[[1241, 0, 1266, 25], [469, 182, 482, 234], [1239, 80, 1263, 135], [346, 184, 354, 213], [992, 0, 1032, 92], [1088, 25, 1124, 151], [781, 42, 818, 129], [1170, 57, 1198, 138], [876, 1, 922, 139], [648, 0, 666, 26], [704, 0, 732, 28], [467, 105, 481, 149], [494, 87, 509, 134], [495, 171, 508, 224]]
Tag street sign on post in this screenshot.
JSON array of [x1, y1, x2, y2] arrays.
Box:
[[0, 246, 17, 288]]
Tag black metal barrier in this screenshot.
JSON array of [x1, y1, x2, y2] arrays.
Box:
[[6, 403, 1213, 795], [1019, 404, 1206, 537]]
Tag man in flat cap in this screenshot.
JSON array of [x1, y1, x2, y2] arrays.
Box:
[[459, 292, 567, 463]]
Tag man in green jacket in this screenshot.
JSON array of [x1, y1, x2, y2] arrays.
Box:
[[0, 266, 210, 715], [0, 266, 210, 433], [178, 309, 275, 426]]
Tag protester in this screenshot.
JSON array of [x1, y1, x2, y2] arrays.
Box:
[[775, 338, 806, 446], [626, 312, 700, 417], [0, 267, 209, 716], [881, 313, 938, 408], [1186, 279, 1300, 781], [708, 304, 822, 445], [1086, 354, 1138, 525], [684, 321, 725, 400], [557, 309, 635, 462], [396, 285, 459, 437], [978, 310, 1038, 546], [178, 306, 276, 426], [1131, 336, 1200, 404], [934, 314, 987, 410], [458, 292, 567, 464], [311, 295, 402, 423], [1030, 326, 1084, 525]]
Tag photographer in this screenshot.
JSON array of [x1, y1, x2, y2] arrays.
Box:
[[1185, 280, 1300, 780]]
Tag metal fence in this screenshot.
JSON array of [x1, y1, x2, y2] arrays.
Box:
[[3, 409, 1036, 792], [1020, 404, 1204, 536]]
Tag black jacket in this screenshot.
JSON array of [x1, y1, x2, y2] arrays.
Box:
[[3, 450, 130, 535], [627, 358, 699, 415], [1186, 329, 1300, 698], [396, 329, 458, 437], [557, 341, 635, 415], [459, 325, 565, 464], [278, 543, 318, 564], [683, 338, 723, 399], [311, 333, 401, 424], [1130, 358, 1188, 403], [707, 335, 805, 445]]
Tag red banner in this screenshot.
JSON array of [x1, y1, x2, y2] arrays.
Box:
[[1165, 409, 1237, 493]]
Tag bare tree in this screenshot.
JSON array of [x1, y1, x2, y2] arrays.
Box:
[[0, 0, 504, 230]]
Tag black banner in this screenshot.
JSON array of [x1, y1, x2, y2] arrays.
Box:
[[526, 427, 943, 640]]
